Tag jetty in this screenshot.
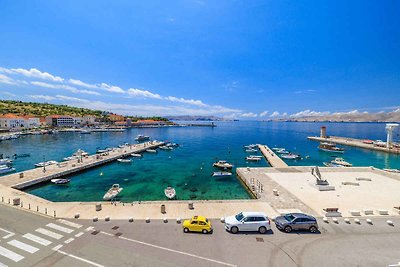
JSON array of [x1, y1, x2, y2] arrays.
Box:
[[257, 144, 288, 168], [0, 141, 164, 189]]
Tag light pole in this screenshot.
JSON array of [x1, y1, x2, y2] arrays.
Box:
[[43, 155, 46, 173]]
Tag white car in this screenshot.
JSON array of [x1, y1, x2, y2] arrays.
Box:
[[225, 211, 271, 234]]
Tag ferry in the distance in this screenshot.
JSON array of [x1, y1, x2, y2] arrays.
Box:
[[318, 142, 344, 153]]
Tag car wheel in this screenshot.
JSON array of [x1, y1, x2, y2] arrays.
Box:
[[309, 226, 317, 233], [231, 226, 239, 234], [284, 226, 292, 233], [183, 228, 189, 233], [258, 226, 267, 234], [202, 229, 208, 234]]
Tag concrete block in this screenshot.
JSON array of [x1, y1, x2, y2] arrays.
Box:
[[146, 217, 150, 223], [74, 213, 80, 219], [366, 219, 373, 224], [95, 203, 102, 211], [387, 220, 394, 226], [105, 216, 110, 222], [332, 218, 338, 223], [322, 217, 329, 223], [354, 218, 360, 224], [350, 210, 361, 216], [220, 217, 225, 223], [93, 217, 98, 222], [378, 209, 389, 215], [188, 202, 194, 210], [344, 218, 350, 224], [176, 218, 181, 224], [128, 217, 133, 222], [363, 209, 373, 215], [12, 198, 20, 206], [163, 218, 168, 223]]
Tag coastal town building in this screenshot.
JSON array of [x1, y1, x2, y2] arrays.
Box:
[[0, 114, 28, 130], [22, 115, 41, 128], [82, 115, 97, 125], [45, 115, 82, 127]]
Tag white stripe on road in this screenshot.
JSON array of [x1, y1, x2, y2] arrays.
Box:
[[23, 233, 52, 246], [75, 232, 84, 237], [35, 228, 63, 240], [100, 231, 237, 267], [64, 238, 74, 244], [0, 245, 24, 262], [8, 240, 39, 253], [57, 219, 82, 229], [46, 223, 74, 234], [0, 228, 15, 239], [56, 250, 105, 267], [0, 261, 8, 267], [84, 227, 94, 232], [52, 245, 63, 251]]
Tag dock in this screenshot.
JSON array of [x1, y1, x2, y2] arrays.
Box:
[[308, 136, 400, 154], [0, 141, 164, 189], [257, 144, 288, 168]]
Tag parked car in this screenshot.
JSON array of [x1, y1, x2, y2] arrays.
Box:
[[182, 215, 212, 234], [275, 213, 318, 233], [225, 211, 271, 234]]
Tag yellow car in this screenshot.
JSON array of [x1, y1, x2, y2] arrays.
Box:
[[182, 215, 212, 234]]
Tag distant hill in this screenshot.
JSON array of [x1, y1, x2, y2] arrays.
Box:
[[166, 115, 226, 121], [0, 100, 103, 117]]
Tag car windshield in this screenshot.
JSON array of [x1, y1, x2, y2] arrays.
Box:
[[284, 214, 296, 222], [235, 212, 244, 221]]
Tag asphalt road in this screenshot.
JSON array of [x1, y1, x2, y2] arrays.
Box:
[[0, 204, 400, 267]]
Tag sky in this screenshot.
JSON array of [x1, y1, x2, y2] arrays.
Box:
[[0, 0, 399, 119]]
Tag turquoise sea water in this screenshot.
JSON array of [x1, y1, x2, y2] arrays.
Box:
[[1, 121, 399, 202]]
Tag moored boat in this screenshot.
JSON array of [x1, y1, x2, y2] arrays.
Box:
[[213, 160, 233, 169], [212, 171, 232, 177], [159, 145, 173, 150], [164, 186, 176, 199], [34, 160, 58, 168], [131, 153, 142, 158], [103, 184, 123, 200], [318, 142, 344, 153], [51, 178, 70, 184], [245, 149, 258, 153], [281, 153, 301, 159], [331, 157, 352, 167], [0, 165, 15, 174], [246, 156, 262, 161], [146, 149, 157, 153], [0, 158, 13, 165], [135, 135, 150, 142], [117, 158, 132, 163], [323, 162, 342, 167]]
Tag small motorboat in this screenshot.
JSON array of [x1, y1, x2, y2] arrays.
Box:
[[135, 135, 150, 142], [331, 158, 352, 167], [276, 149, 289, 154], [0, 165, 15, 174], [103, 184, 123, 200], [245, 149, 258, 153], [323, 162, 342, 167], [281, 153, 301, 159], [166, 143, 179, 148], [244, 144, 257, 149], [164, 186, 176, 199], [131, 153, 142, 158], [213, 160, 233, 169], [80, 129, 91, 134], [63, 156, 78, 161], [51, 178, 70, 184], [34, 160, 58, 168], [117, 158, 132, 163], [272, 147, 285, 151], [246, 156, 262, 161], [13, 153, 30, 158], [318, 142, 344, 153], [0, 158, 12, 165], [212, 172, 232, 177], [146, 149, 157, 153], [159, 146, 173, 150]]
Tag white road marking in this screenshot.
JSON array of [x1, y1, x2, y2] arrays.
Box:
[[84, 227, 94, 232], [23, 233, 52, 246], [64, 238, 74, 244], [46, 223, 74, 234], [57, 219, 82, 229], [52, 244, 63, 251], [0, 245, 24, 262], [100, 231, 237, 267], [0, 228, 15, 239], [56, 250, 105, 267], [0, 261, 8, 267], [75, 232, 84, 237], [35, 228, 63, 240], [8, 240, 39, 253]]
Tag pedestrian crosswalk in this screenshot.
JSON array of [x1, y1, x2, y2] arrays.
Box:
[[0, 219, 84, 266]]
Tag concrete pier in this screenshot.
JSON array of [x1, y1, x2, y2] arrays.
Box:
[[308, 136, 400, 154], [0, 141, 164, 189], [257, 144, 288, 168]]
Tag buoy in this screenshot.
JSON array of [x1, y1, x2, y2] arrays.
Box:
[[100, 172, 103, 176]]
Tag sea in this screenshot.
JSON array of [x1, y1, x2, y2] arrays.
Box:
[[1, 121, 399, 202]]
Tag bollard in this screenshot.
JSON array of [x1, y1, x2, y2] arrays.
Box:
[[1, 196, 3, 202], [188, 202, 194, 210], [163, 218, 168, 223], [45, 208, 47, 215], [354, 218, 361, 224], [129, 217, 134, 223], [220, 217, 225, 223], [322, 217, 329, 223], [95, 203, 102, 211], [74, 213, 80, 219], [146, 217, 150, 223], [387, 220, 394, 226], [176, 218, 181, 224], [332, 218, 338, 224], [366, 219, 372, 225], [8, 199, 10, 204], [37, 206, 39, 212], [93, 217, 98, 222], [54, 210, 56, 217], [344, 218, 350, 224], [21, 202, 23, 208], [161, 204, 166, 214], [29, 203, 31, 210], [105, 216, 110, 222]]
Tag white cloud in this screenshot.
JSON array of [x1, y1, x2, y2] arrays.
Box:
[[294, 89, 317, 94], [241, 112, 258, 118], [128, 88, 162, 99], [290, 109, 330, 118], [259, 110, 269, 117], [55, 95, 89, 103], [269, 111, 280, 118], [28, 94, 56, 101], [1, 91, 17, 97], [4, 68, 64, 82], [0, 74, 17, 85], [68, 79, 98, 89], [30, 81, 101, 96], [392, 108, 400, 113], [99, 83, 125, 93], [165, 96, 207, 107]]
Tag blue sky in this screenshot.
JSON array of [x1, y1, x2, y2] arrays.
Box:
[[0, 0, 399, 119]]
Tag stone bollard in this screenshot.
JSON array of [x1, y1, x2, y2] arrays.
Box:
[[366, 219, 373, 225], [188, 202, 194, 210], [354, 218, 361, 224], [45, 208, 47, 215], [161, 204, 166, 214], [54, 210, 56, 217], [93, 217, 98, 222], [19, 173, 24, 178], [95, 203, 102, 211], [322, 217, 329, 223], [105, 216, 110, 222], [176, 218, 181, 224], [74, 213, 80, 219], [146, 217, 150, 223], [387, 220, 394, 226], [332, 218, 338, 224], [129, 217, 134, 223], [12, 198, 20, 206], [344, 218, 350, 224], [163, 218, 168, 223]]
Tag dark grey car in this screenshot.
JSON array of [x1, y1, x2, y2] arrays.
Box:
[[275, 213, 318, 233]]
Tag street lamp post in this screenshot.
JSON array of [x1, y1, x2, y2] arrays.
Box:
[[43, 155, 46, 173]]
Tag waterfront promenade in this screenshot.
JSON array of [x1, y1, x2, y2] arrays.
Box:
[[0, 141, 164, 188], [258, 144, 288, 168], [308, 136, 400, 154]]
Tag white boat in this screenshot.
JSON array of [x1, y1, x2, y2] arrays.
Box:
[[318, 142, 344, 153], [159, 145, 173, 150], [244, 144, 257, 149], [323, 162, 342, 167], [331, 158, 352, 167], [51, 178, 70, 184], [117, 158, 132, 163], [272, 147, 285, 151], [164, 186, 176, 199], [246, 156, 262, 161], [281, 153, 301, 159], [146, 149, 157, 153], [73, 149, 89, 157], [0, 159, 12, 165], [63, 156, 78, 161], [245, 149, 258, 153], [135, 135, 150, 142], [213, 160, 233, 169], [166, 143, 179, 148], [276, 149, 289, 154], [80, 129, 91, 134], [131, 153, 142, 158], [383, 168, 400, 173], [0, 165, 15, 174], [212, 172, 232, 177], [34, 160, 58, 168], [103, 184, 123, 200]]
